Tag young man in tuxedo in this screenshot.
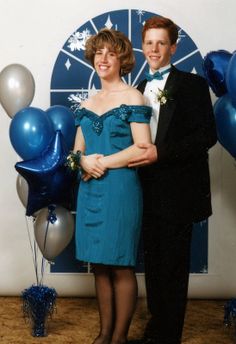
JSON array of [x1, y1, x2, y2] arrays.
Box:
[[128, 16, 217, 344]]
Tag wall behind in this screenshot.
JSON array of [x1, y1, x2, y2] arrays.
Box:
[[0, 0, 236, 297]]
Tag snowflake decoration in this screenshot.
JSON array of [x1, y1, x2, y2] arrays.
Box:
[[68, 91, 88, 111], [67, 29, 91, 52]]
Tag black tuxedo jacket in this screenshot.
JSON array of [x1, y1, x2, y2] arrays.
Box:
[[138, 66, 217, 224]]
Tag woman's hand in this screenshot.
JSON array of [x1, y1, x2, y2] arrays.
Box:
[[80, 154, 107, 178], [82, 172, 92, 182]]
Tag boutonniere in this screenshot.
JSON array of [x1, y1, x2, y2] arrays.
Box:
[[157, 88, 173, 105], [152, 88, 173, 105]]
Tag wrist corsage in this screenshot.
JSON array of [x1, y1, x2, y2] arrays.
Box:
[[65, 150, 82, 171]]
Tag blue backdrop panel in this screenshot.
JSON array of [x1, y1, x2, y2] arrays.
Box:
[[51, 221, 208, 273]]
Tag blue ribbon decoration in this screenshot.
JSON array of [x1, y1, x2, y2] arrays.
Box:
[[224, 298, 236, 327], [22, 285, 57, 337]]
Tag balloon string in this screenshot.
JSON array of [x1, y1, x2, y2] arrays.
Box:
[[43, 220, 50, 251], [38, 219, 50, 286], [40, 257, 46, 286], [33, 239, 39, 286], [25, 215, 39, 286]]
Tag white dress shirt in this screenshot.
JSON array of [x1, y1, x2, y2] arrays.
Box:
[[143, 64, 171, 143]]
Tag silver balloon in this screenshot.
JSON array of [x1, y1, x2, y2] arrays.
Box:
[[0, 64, 35, 118], [34, 206, 74, 261], [16, 174, 28, 208]]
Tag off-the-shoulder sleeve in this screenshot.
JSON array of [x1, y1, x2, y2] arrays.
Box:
[[74, 107, 85, 127], [127, 105, 152, 123]]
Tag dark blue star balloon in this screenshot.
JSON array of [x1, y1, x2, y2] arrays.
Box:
[[15, 130, 73, 216]]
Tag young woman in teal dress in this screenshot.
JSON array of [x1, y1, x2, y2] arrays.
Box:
[[72, 28, 153, 344]]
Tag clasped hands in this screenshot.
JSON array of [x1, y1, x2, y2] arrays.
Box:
[[80, 143, 157, 182], [80, 154, 105, 181]]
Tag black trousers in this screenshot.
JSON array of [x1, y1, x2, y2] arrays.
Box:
[[142, 216, 193, 344]]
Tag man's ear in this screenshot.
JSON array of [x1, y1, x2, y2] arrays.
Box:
[[170, 43, 177, 56]]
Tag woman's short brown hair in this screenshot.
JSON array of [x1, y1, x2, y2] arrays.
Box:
[[142, 16, 178, 45], [85, 28, 135, 76]]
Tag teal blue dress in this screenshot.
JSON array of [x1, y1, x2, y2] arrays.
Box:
[[75, 104, 152, 266]]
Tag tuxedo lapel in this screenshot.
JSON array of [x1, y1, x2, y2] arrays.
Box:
[[155, 67, 180, 146], [137, 79, 147, 94], [137, 66, 182, 146]]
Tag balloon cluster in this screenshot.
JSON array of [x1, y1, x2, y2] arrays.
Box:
[[203, 50, 236, 158], [0, 64, 77, 261]]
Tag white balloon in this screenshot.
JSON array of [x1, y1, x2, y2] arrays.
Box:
[[16, 174, 28, 208], [34, 206, 74, 261], [0, 64, 35, 118]]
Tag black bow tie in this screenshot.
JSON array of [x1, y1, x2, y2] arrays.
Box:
[[145, 67, 171, 81]]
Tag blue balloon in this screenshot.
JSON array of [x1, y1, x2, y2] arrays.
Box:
[[15, 131, 74, 216], [46, 105, 76, 150], [203, 50, 232, 97], [9, 107, 54, 160], [214, 93, 236, 158], [226, 52, 236, 105]]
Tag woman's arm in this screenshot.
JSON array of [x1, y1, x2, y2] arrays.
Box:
[[73, 126, 86, 153], [98, 122, 153, 169], [73, 127, 106, 178]]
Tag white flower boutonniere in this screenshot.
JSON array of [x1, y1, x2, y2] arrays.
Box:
[[153, 88, 173, 105]]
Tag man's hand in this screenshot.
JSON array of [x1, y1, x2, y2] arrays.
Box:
[[80, 154, 107, 178], [128, 143, 158, 167]]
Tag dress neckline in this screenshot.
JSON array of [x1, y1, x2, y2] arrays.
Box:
[[80, 104, 150, 118]]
